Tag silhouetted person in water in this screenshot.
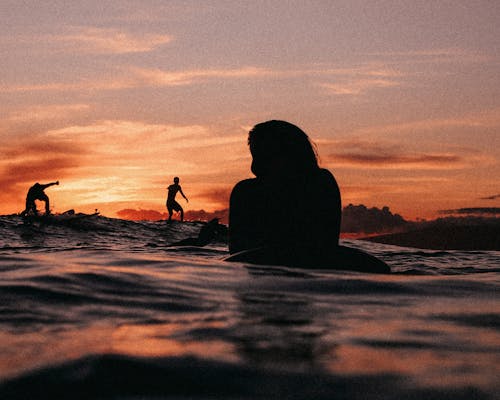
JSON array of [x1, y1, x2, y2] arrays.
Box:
[[21, 181, 59, 216], [229, 120, 341, 256], [166, 177, 188, 222], [169, 218, 228, 246]]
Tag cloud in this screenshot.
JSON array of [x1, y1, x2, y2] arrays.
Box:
[[0, 126, 90, 211], [0, 77, 136, 93], [316, 62, 403, 95], [0, 66, 270, 93], [0, 156, 81, 210], [116, 209, 168, 221], [128, 66, 271, 86], [50, 27, 172, 54], [0, 61, 406, 96], [439, 207, 500, 216], [341, 204, 408, 234], [194, 187, 233, 208], [2, 157, 79, 185], [2, 141, 85, 159], [332, 152, 462, 168], [480, 194, 500, 200], [129, 63, 403, 90], [368, 48, 492, 65], [1, 137, 87, 188], [42, 121, 244, 171], [323, 139, 464, 169], [343, 107, 500, 137], [6, 104, 90, 122], [320, 78, 400, 95], [116, 208, 229, 224], [1, 63, 404, 94]]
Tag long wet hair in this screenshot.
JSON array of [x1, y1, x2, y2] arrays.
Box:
[[248, 120, 319, 177]]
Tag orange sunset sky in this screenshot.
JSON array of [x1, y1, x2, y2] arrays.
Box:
[[1, 1, 499, 221]]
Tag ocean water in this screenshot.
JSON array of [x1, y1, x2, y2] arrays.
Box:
[[0, 215, 499, 399]]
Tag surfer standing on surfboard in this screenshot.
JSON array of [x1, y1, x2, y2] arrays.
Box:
[[229, 120, 341, 254], [166, 177, 189, 222], [21, 181, 59, 216]]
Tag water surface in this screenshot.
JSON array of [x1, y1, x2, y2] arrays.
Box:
[[0, 215, 499, 399]]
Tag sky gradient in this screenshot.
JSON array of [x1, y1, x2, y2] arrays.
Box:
[[1, 1, 499, 220]]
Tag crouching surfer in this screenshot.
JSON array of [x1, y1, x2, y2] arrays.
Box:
[[21, 181, 59, 216]]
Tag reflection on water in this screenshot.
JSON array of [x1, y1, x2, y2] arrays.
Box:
[[234, 290, 331, 372], [0, 216, 499, 398]]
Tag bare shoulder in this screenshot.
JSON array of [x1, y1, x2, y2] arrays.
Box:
[[319, 168, 335, 180], [232, 178, 257, 191], [230, 179, 258, 199]]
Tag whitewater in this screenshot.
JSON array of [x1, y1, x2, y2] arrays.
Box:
[[0, 214, 499, 399]]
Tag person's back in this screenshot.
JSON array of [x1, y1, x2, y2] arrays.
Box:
[[167, 183, 180, 201], [229, 120, 341, 254], [27, 183, 44, 199], [22, 181, 59, 216], [230, 169, 340, 253]]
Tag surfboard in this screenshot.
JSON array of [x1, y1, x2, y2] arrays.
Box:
[[22, 210, 100, 224], [224, 245, 390, 273]]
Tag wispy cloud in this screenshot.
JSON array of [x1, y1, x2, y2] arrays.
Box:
[[0, 77, 132, 93], [368, 48, 492, 65], [316, 107, 500, 142], [0, 66, 270, 93], [45, 120, 242, 153], [315, 62, 403, 95], [1, 60, 404, 94], [480, 194, 500, 200], [195, 187, 233, 207], [323, 139, 466, 169], [116, 208, 168, 221], [6, 104, 90, 122], [3, 141, 86, 159], [0, 63, 405, 94], [131, 66, 271, 86], [52, 27, 173, 54], [320, 78, 400, 95], [317, 48, 493, 96], [0, 27, 172, 57], [2, 157, 81, 187], [333, 152, 462, 168], [0, 132, 89, 203], [439, 207, 500, 215]]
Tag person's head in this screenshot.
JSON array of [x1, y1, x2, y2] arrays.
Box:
[[248, 120, 318, 177], [174, 177, 179, 184]]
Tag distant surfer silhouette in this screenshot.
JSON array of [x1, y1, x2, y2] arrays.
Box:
[[166, 177, 188, 222], [21, 181, 59, 216], [229, 120, 341, 256], [168, 218, 228, 246]]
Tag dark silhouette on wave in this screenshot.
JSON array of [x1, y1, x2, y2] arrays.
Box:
[[21, 181, 59, 216], [166, 177, 188, 222], [169, 218, 228, 247]]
